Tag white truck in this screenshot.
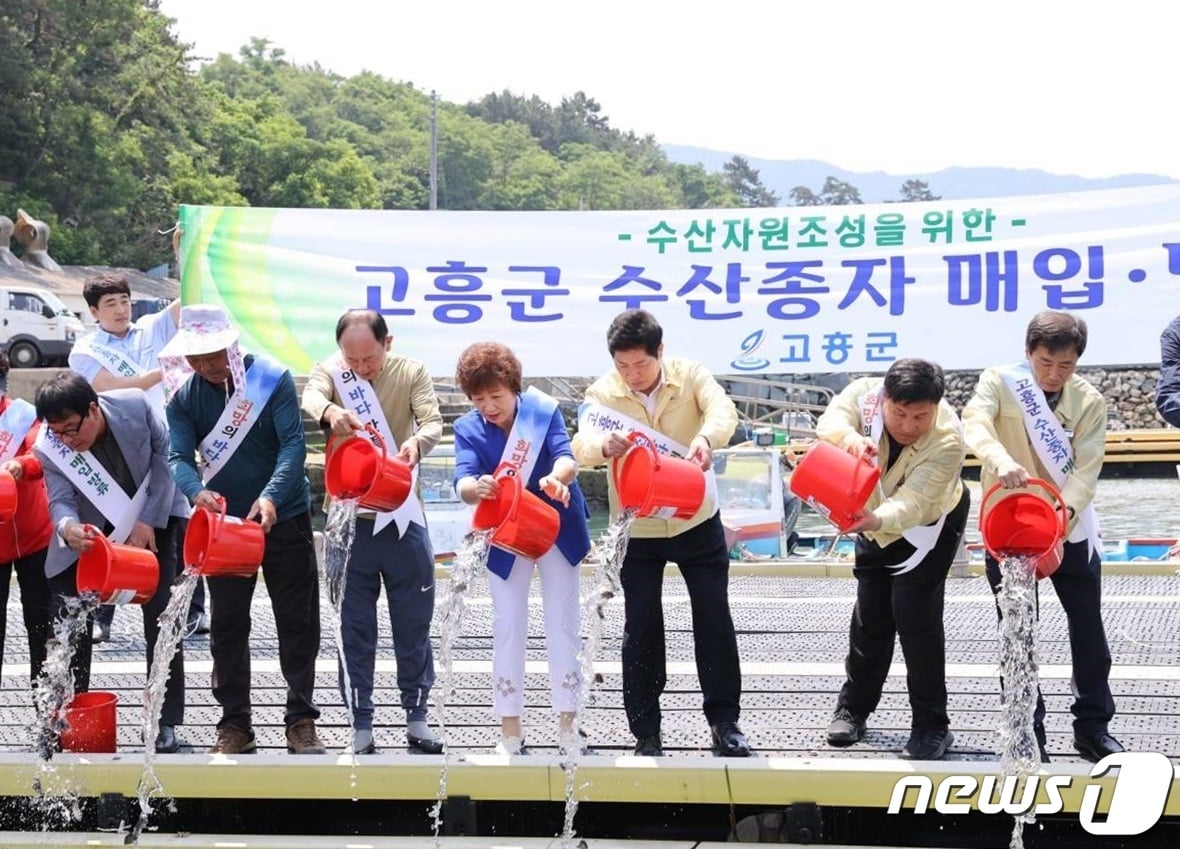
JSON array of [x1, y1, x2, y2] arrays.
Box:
[[0, 284, 86, 367]]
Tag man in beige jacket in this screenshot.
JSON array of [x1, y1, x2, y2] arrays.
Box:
[[963, 310, 1122, 763], [571, 309, 748, 758], [819, 358, 968, 761], [302, 309, 445, 755]]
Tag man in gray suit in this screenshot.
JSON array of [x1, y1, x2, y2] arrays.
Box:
[[34, 371, 188, 753]]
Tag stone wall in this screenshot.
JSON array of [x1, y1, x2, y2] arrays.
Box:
[[942, 366, 1166, 430]]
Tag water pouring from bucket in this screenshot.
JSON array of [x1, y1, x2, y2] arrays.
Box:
[[471, 462, 560, 558], [788, 440, 881, 533], [185, 496, 265, 577], [980, 478, 1068, 579], [612, 431, 706, 519], [324, 424, 413, 512], [76, 525, 159, 605]]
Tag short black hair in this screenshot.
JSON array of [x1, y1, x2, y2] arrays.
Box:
[[82, 272, 131, 309], [1026, 310, 1087, 357], [606, 309, 662, 356], [334, 309, 389, 344], [34, 371, 99, 422], [0, 351, 8, 378], [882, 358, 945, 404]]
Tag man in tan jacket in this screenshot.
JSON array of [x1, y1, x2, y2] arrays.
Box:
[[818, 358, 968, 761], [571, 309, 748, 758], [963, 310, 1122, 763], [302, 310, 445, 755]]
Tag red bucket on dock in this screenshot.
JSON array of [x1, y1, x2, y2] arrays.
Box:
[[980, 478, 1067, 579], [76, 527, 159, 605], [788, 440, 881, 532], [472, 462, 560, 560], [59, 691, 118, 753], [324, 424, 412, 512], [185, 498, 265, 577], [612, 431, 706, 519]]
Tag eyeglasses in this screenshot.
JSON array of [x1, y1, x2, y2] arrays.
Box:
[[49, 416, 86, 440]]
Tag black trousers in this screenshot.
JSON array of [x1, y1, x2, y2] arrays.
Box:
[[838, 487, 970, 731], [208, 511, 320, 731], [985, 538, 1115, 736], [620, 511, 742, 737], [48, 518, 185, 726], [0, 546, 51, 682]]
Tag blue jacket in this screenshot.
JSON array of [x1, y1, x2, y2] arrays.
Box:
[[453, 398, 591, 579]]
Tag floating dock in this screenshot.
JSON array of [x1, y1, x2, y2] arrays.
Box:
[[1, 569, 1178, 846]]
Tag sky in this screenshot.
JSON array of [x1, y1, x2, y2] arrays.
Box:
[[157, 0, 1180, 180]]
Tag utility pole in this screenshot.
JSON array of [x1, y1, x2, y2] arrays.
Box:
[[429, 90, 438, 210]]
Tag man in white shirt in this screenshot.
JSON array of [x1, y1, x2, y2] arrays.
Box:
[[69, 272, 205, 641]]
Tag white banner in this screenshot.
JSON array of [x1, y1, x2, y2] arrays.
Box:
[[178, 184, 1180, 376]]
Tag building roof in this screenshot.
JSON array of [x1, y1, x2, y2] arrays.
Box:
[[0, 263, 180, 300]]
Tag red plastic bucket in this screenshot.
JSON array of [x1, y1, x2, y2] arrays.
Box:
[[611, 431, 706, 519], [472, 462, 560, 560], [980, 478, 1067, 579], [788, 440, 881, 532], [59, 691, 118, 753], [324, 425, 412, 512], [0, 469, 15, 523], [76, 527, 159, 605], [184, 498, 265, 577]]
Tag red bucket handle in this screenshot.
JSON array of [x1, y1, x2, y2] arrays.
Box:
[[610, 430, 661, 494], [980, 477, 1068, 562], [327, 423, 388, 463], [490, 462, 523, 523]]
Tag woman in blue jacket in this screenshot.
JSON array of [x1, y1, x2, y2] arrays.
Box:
[[452, 342, 591, 755]]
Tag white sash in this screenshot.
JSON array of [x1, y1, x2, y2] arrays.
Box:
[[34, 427, 150, 544], [577, 401, 719, 510], [860, 386, 951, 575], [329, 357, 424, 535], [0, 398, 37, 463], [83, 338, 167, 415], [501, 387, 558, 484], [998, 361, 1103, 558], [198, 355, 285, 483]]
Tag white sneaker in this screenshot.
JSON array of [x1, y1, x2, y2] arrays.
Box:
[[495, 734, 525, 755], [347, 729, 376, 755]]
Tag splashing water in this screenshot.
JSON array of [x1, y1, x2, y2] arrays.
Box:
[[29, 592, 99, 827], [996, 554, 1040, 849], [430, 530, 491, 841], [322, 497, 360, 790], [561, 509, 636, 847], [128, 569, 200, 843]]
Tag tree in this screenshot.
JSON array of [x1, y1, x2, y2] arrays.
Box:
[[789, 186, 821, 206], [899, 178, 940, 202], [818, 177, 862, 206], [721, 156, 779, 207]]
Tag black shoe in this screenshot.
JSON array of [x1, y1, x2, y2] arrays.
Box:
[[711, 721, 751, 757], [826, 707, 866, 746], [901, 728, 953, 760], [154, 725, 180, 754], [407, 731, 445, 755], [1074, 730, 1125, 763], [634, 734, 663, 756]]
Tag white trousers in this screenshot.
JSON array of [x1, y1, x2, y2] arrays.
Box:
[[488, 547, 581, 718]]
